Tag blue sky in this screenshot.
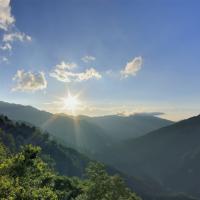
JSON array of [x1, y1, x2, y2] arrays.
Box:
[[0, 0, 200, 120]]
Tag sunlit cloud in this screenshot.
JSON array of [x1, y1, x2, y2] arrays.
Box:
[[0, 0, 15, 31], [50, 61, 101, 82], [12, 70, 47, 92], [78, 68, 101, 81], [81, 55, 96, 63], [117, 111, 165, 117], [121, 56, 143, 78], [54, 61, 77, 70]]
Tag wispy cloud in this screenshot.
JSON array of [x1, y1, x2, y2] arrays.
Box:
[[12, 70, 47, 92], [50, 61, 101, 82], [81, 55, 96, 63], [0, 42, 11, 51], [3, 32, 31, 42], [0, 56, 8, 63], [121, 56, 143, 78], [125, 112, 165, 117], [54, 61, 77, 71]]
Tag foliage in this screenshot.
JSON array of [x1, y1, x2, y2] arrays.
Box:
[[0, 144, 81, 199], [0, 143, 141, 200]]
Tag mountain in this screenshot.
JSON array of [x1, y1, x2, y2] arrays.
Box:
[[0, 101, 172, 154], [42, 115, 112, 155], [0, 101, 113, 156], [0, 101, 52, 125], [82, 114, 173, 140], [102, 115, 200, 198], [0, 115, 162, 199], [0, 115, 197, 200], [0, 115, 89, 176]]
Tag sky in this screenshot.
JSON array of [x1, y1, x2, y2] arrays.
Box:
[[0, 0, 200, 121]]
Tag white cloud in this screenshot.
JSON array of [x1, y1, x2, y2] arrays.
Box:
[[121, 56, 143, 78], [0, 42, 11, 50], [0, 0, 31, 62], [55, 61, 77, 70], [77, 68, 101, 81], [0, 0, 15, 31], [3, 32, 31, 42], [50, 61, 101, 82], [81, 55, 96, 63], [12, 70, 47, 92]]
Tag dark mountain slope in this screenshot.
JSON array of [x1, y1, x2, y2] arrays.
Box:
[[104, 115, 200, 198], [43, 115, 112, 155]]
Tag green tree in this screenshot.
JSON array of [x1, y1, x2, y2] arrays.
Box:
[[76, 162, 141, 200], [0, 144, 80, 200], [0, 142, 7, 162]]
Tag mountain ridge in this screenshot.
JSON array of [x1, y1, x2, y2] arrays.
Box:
[[0, 101, 173, 144], [101, 114, 200, 198]]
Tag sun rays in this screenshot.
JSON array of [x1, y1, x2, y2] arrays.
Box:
[[60, 91, 81, 115]]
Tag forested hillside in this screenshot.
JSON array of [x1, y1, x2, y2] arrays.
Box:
[[0, 115, 159, 199], [0, 115, 142, 199], [0, 115, 89, 176], [0, 115, 197, 200]]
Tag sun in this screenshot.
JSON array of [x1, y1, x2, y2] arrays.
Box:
[[63, 92, 80, 112]]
